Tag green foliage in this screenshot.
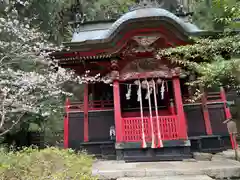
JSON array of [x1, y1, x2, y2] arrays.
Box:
[[88, 0, 135, 20], [193, 0, 240, 30], [43, 112, 64, 146], [0, 147, 96, 180], [160, 34, 240, 63], [48, 0, 135, 43], [158, 34, 240, 87], [159, 1, 240, 89], [13, 0, 135, 43]]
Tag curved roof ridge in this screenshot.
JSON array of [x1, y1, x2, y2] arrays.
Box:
[[71, 7, 202, 43], [102, 7, 201, 37]]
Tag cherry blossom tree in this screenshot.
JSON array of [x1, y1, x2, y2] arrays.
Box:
[[0, 1, 105, 136]]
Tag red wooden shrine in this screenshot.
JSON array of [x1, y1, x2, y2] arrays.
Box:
[[53, 0, 232, 161]]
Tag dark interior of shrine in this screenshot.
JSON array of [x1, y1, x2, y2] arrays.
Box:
[[83, 76, 191, 115], [89, 83, 113, 101], [120, 79, 174, 117], [86, 77, 190, 111]]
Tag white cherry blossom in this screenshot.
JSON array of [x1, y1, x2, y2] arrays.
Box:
[[0, 1, 109, 135]]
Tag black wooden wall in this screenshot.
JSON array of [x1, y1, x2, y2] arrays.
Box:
[[184, 105, 206, 136], [67, 103, 228, 150], [68, 110, 115, 149], [88, 110, 115, 141], [208, 103, 228, 135], [68, 112, 84, 150], [184, 103, 228, 137]]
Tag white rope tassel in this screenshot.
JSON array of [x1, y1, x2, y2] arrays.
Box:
[[145, 89, 150, 100], [145, 86, 152, 99], [126, 84, 132, 100], [137, 86, 140, 102], [138, 80, 147, 148], [146, 81, 156, 148], [161, 80, 165, 100], [152, 80, 163, 148]]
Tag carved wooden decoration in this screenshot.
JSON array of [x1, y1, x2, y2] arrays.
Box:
[[110, 70, 120, 80], [121, 58, 172, 73], [132, 35, 161, 47], [110, 59, 119, 70], [110, 59, 120, 80], [119, 35, 168, 54], [119, 58, 181, 80]]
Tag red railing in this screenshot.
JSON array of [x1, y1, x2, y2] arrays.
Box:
[[122, 115, 179, 142], [88, 100, 114, 110], [68, 100, 114, 111]]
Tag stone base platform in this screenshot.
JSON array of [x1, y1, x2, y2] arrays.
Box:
[[92, 159, 240, 180], [117, 175, 214, 180]]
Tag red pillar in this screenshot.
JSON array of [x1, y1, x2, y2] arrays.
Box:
[[84, 84, 89, 142], [113, 80, 122, 142], [64, 98, 70, 148], [172, 77, 188, 139], [201, 91, 213, 135], [220, 87, 232, 119]]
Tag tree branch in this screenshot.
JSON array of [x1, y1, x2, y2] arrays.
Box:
[[0, 111, 26, 136], [0, 95, 6, 129]]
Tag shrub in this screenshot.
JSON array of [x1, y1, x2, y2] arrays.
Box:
[[0, 147, 96, 180]]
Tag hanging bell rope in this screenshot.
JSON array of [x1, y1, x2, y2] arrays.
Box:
[[146, 81, 156, 149], [152, 80, 163, 148], [138, 80, 147, 148]]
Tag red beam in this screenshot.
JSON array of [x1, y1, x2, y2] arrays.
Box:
[[64, 98, 70, 148], [172, 77, 188, 139], [113, 80, 122, 142], [119, 71, 179, 81], [220, 87, 232, 119], [84, 84, 89, 142]]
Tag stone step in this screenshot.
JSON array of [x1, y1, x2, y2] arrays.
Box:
[[124, 154, 192, 162], [117, 175, 214, 180], [92, 160, 240, 179]]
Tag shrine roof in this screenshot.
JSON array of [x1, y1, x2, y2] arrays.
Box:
[[72, 29, 109, 42], [71, 7, 202, 43]]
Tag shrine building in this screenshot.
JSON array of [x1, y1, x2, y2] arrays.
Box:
[[51, 0, 232, 161]]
